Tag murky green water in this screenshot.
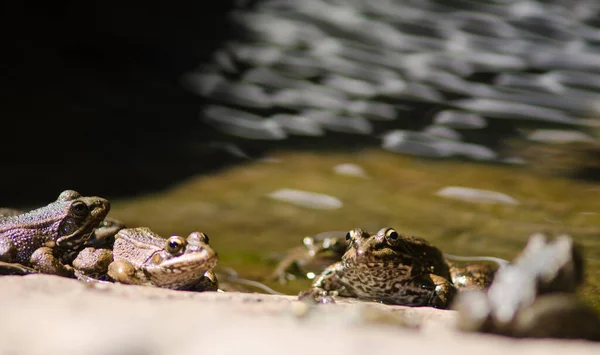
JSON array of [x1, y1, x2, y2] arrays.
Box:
[[111, 149, 600, 310]]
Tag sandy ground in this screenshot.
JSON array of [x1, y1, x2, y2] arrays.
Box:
[[0, 275, 598, 355]]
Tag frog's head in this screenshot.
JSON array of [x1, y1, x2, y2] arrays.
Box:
[[54, 190, 110, 248], [344, 227, 413, 264], [146, 231, 218, 288]]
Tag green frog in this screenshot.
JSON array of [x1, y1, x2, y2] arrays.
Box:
[[272, 231, 348, 283], [300, 227, 499, 308], [0, 190, 110, 276], [105, 227, 219, 291]]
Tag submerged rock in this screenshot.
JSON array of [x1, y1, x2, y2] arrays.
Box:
[[333, 163, 369, 178], [381, 130, 496, 161], [435, 186, 519, 205], [527, 129, 595, 144], [267, 189, 343, 210]]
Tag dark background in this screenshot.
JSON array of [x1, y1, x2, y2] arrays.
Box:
[[1, 1, 239, 206]]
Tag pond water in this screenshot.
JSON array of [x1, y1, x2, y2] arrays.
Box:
[[111, 150, 600, 310]]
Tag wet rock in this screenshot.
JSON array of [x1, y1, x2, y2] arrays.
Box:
[[242, 68, 305, 90], [204, 81, 272, 109], [452, 98, 579, 124], [322, 74, 378, 98], [345, 101, 396, 121], [303, 110, 373, 135], [203, 106, 287, 140], [270, 114, 325, 137], [433, 111, 487, 130], [435, 186, 519, 205], [267, 188, 343, 210], [271, 54, 324, 79], [227, 41, 282, 66], [422, 125, 462, 141], [527, 129, 595, 144], [333, 163, 369, 178], [272, 88, 347, 111], [381, 131, 496, 161], [494, 73, 565, 94]]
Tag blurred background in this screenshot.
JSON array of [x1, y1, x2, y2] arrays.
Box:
[[1, 0, 599, 306]]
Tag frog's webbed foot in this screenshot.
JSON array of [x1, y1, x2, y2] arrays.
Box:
[[298, 262, 347, 304], [427, 274, 457, 309], [29, 247, 74, 277], [298, 289, 336, 304], [0, 261, 38, 275]]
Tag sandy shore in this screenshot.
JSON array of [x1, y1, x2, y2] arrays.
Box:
[[0, 275, 598, 355]]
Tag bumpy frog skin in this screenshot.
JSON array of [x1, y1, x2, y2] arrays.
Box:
[[0, 190, 110, 276], [301, 227, 458, 308], [107, 227, 219, 290]]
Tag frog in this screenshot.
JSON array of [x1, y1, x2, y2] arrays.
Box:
[[276, 230, 499, 291], [453, 233, 596, 340], [105, 227, 219, 291], [272, 231, 348, 283], [2, 207, 124, 250], [0, 190, 110, 276], [300, 227, 459, 308]]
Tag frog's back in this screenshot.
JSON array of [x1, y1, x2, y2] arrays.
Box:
[[396, 234, 451, 279], [0, 204, 66, 263], [112, 227, 163, 266]]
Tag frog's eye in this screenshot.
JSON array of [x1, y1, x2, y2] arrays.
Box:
[[71, 201, 89, 217], [345, 232, 352, 241], [166, 236, 186, 255], [200, 233, 209, 244], [385, 229, 399, 244]]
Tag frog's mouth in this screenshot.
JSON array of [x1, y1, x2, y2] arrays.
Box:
[[155, 249, 219, 274]]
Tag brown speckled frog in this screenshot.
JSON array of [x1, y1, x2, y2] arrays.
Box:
[[300, 227, 499, 308], [0, 190, 110, 276], [105, 227, 219, 291]]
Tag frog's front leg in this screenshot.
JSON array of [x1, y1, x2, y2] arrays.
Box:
[[29, 246, 74, 277], [0, 238, 17, 263], [427, 274, 457, 309], [298, 262, 350, 304], [107, 259, 145, 285], [188, 270, 219, 292]]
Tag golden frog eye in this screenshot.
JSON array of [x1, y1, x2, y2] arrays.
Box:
[[71, 201, 89, 217], [385, 229, 399, 244], [165, 236, 187, 255]]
